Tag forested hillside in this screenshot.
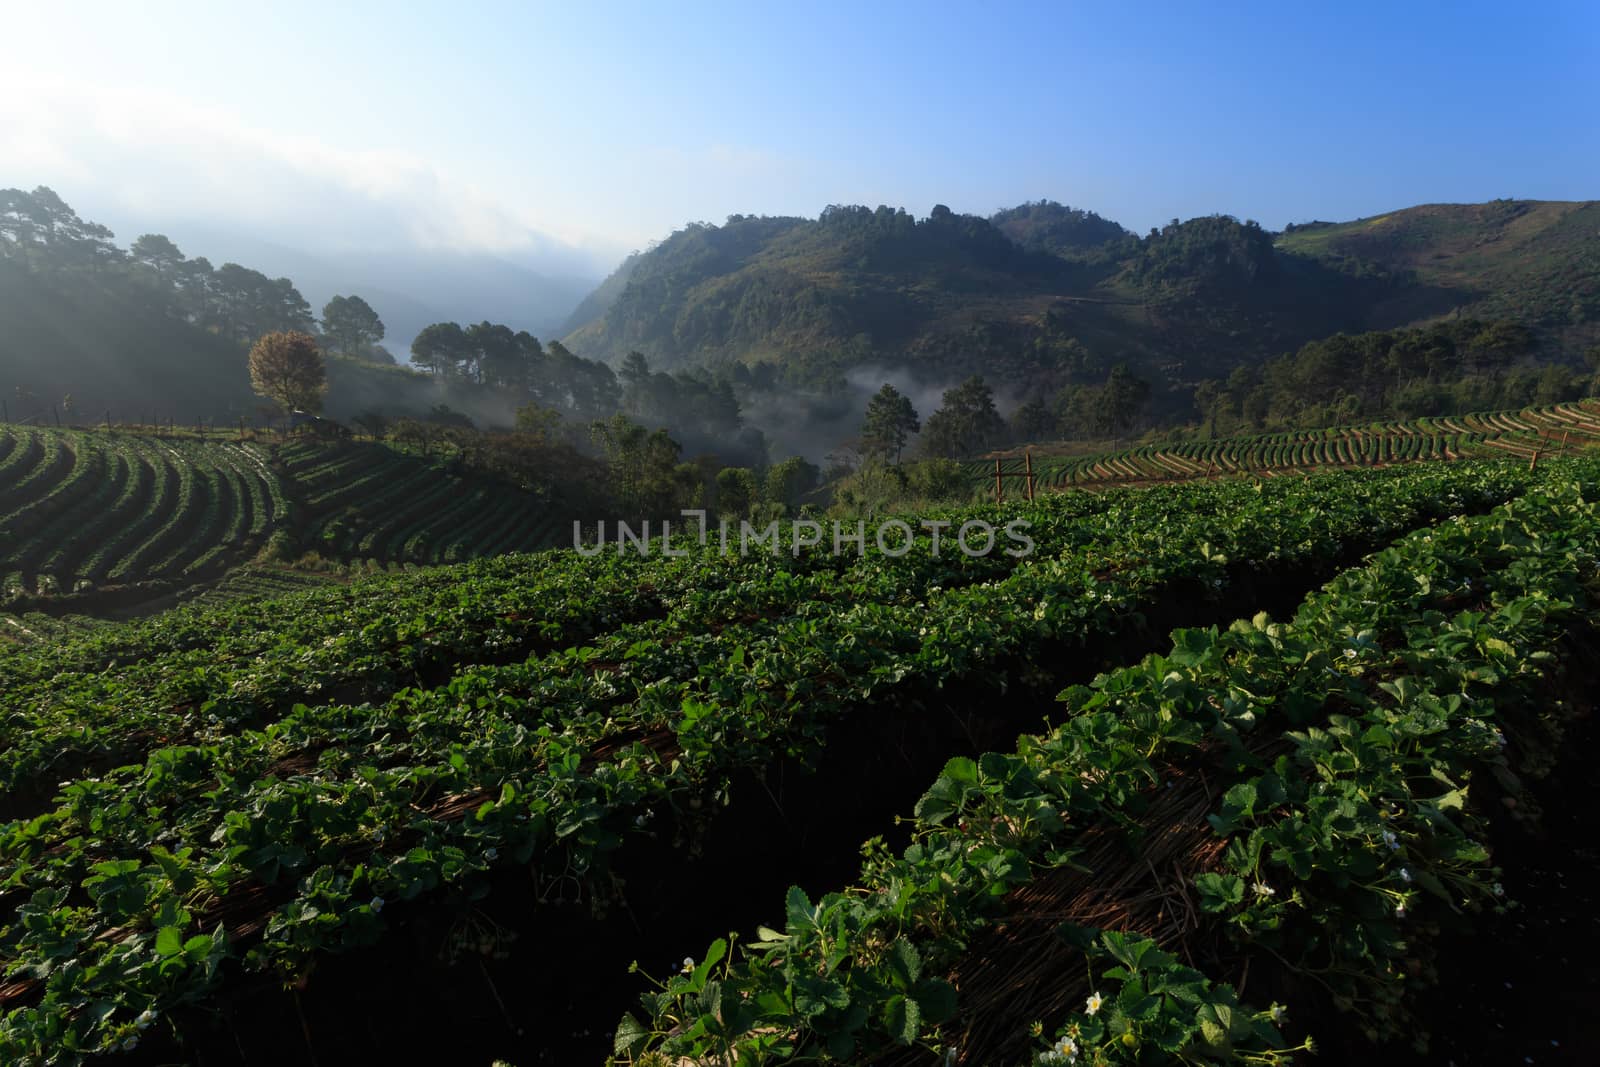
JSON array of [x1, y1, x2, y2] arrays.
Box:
[[0, 188, 583, 430], [8, 184, 1598, 456], [1278, 199, 1600, 333], [563, 198, 1600, 407]]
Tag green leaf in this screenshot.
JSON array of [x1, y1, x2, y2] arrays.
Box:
[[888, 938, 922, 986], [1118, 982, 1159, 1022], [1222, 780, 1258, 819], [785, 886, 816, 933], [1100, 930, 1152, 972], [885, 993, 922, 1045], [1194, 873, 1245, 912], [613, 1013, 648, 1057], [701, 937, 728, 971], [939, 756, 979, 785], [154, 925, 184, 957]]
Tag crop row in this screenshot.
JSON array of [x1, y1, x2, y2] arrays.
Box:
[[0, 613, 108, 649], [976, 400, 1600, 491], [277, 440, 565, 565], [0, 429, 284, 599], [0, 427, 569, 600], [0, 460, 1536, 811], [623, 464, 1600, 1065], [0, 485, 1143, 801], [0, 459, 1566, 1061]]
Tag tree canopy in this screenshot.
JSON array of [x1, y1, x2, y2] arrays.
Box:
[[248, 331, 327, 414], [860, 383, 921, 462], [321, 294, 386, 358], [920, 376, 1005, 458]]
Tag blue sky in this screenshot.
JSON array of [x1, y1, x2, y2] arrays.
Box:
[[3, 0, 1596, 273]]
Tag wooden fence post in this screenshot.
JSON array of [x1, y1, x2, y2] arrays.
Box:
[[994, 458, 1004, 504], [1025, 451, 1035, 501]]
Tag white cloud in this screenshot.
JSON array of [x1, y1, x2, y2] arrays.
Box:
[[0, 70, 626, 271]]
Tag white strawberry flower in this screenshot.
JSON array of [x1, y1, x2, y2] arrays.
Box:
[[1085, 991, 1103, 1016]]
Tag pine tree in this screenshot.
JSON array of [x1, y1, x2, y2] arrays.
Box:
[[861, 383, 921, 463]]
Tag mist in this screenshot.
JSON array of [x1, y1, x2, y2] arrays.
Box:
[[160, 223, 600, 350], [743, 363, 1029, 466]]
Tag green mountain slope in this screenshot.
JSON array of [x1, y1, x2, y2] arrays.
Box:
[[563, 206, 1094, 382], [563, 199, 1599, 389], [0, 257, 543, 429], [560, 249, 643, 334], [1276, 199, 1600, 333]]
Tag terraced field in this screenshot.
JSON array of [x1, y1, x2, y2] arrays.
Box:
[[0, 428, 284, 600], [973, 400, 1600, 492], [278, 439, 566, 565], [0, 428, 567, 616]]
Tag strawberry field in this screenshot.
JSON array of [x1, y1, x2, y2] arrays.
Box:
[[277, 439, 565, 565], [0, 428, 284, 601], [0, 429, 564, 628], [625, 470, 1600, 1065], [1, 457, 1598, 1065], [975, 400, 1600, 491]]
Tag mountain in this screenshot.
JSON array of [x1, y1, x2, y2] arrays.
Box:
[[7, 184, 1596, 453], [562, 199, 1599, 393], [1275, 199, 1600, 335], [563, 204, 1109, 384], [561, 250, 642, 334], [987, 200, 1133, 259]]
